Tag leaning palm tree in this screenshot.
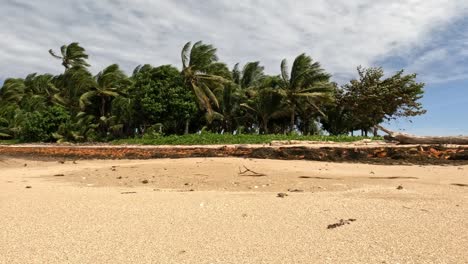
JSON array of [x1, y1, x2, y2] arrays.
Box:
[[52, 66, 95, 113], [0, 78, 26, 104], [80, 64, 129, 118], [279, 53, 333, 131], [49, 42, 90, 69], [181, 41, 227, 121], [232, 61, 265, 89]]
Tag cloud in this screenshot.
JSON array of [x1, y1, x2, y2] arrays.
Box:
[[1, 0, 468, 84], [377, 14, 468, 83]]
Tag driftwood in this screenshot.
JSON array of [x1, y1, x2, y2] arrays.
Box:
[[376, 125, 468, 145]]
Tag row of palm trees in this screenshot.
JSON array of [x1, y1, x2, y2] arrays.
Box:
[[0, 41, 338, 141]]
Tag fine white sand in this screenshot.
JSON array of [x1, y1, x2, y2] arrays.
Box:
[[1, 157, 467, 263]]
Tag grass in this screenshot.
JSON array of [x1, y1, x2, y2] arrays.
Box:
[[0, 139, 21, 145], [112, 133, 380, 145]]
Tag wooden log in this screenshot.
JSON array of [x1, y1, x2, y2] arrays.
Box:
[[376, 125, 468, 145]]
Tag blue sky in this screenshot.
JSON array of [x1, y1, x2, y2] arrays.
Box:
[[1, 0, 467, 135]]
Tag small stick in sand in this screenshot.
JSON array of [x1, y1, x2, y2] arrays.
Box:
[[238, 166, 266, 177]]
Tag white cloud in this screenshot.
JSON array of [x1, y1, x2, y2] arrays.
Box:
[[1, 0, 468, 83]]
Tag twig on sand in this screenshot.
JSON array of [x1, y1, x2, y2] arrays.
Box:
[[327, 218, 356, 229], [238, 165, 266, 177]]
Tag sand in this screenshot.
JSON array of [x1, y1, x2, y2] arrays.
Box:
[[1, 157, 467, 263]]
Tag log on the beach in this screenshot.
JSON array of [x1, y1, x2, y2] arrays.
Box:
[[377, 125, 468, 145]]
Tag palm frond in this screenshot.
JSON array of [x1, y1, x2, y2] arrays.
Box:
[[49, 49, 62, 59], [181, 41, 192, 69], [232, 63, 241, 84], [200, 82, 219, 108], [280, 59, 290, 83], [189, 41, 218, 71]]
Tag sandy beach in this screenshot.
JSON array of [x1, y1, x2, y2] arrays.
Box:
[[1, 157, 467, 263]]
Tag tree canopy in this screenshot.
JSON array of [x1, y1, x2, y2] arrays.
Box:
[[0, 42, 426, 142]]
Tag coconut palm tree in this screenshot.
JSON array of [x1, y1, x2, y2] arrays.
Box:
[[49, 42, 90, 69], [79, 64, 128, 117], [241, 87, 289, 134], [52, 66, 95, 112], [219, 82, 244, 132], [181, 41, 227, 121], [0, 78, 26, 104], [279, 53, 333, 132], [232, 61, 265, 89], [0, 116, 11, 138]]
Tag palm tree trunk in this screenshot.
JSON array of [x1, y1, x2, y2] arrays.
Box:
[[304, 119, 310, 135], [262, 118, 269, 134], [100, 97, 106, 117], [184, 119, 190, 135], [290, 105, 296, 132]]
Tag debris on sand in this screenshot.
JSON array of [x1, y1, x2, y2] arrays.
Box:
[[121, 191, 137, 194], [141, 180, 149, 184], [238, 166, 266, 177], [396, 185, 404, 190], [277, 193, 288, 198], [327, 218, 356, 229], [25, 186, 32, 189], [451, 183, 468, 187], [288, 189, 304, 192], [53, 174, 65, 177]]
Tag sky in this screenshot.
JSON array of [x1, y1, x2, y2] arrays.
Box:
[[1, 0, 468, 135]]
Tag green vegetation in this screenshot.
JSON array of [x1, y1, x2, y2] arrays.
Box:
[[0, 139, 21, 145], [113, 133, 378, 145], [0, 41, 426, 143]]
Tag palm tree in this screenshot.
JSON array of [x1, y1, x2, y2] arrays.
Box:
[[23, 73, 59, 107], [80, 64, 128, 118], [279, 53, 333, 132], [232, 61, 265, 89], [241, 87, 289, 134], [219, 82, 243, 132], [0, 78, 26, 104], [181, 41, 227, 121], [52, 66, 95, 112], [49, 42, 90, 69], [0, 116, 11, 138]]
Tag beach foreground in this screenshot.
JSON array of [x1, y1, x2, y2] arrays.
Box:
[[1, 157, 467, 263]]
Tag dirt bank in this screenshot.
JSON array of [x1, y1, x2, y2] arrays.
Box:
[[2, 143, 468, 164]]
